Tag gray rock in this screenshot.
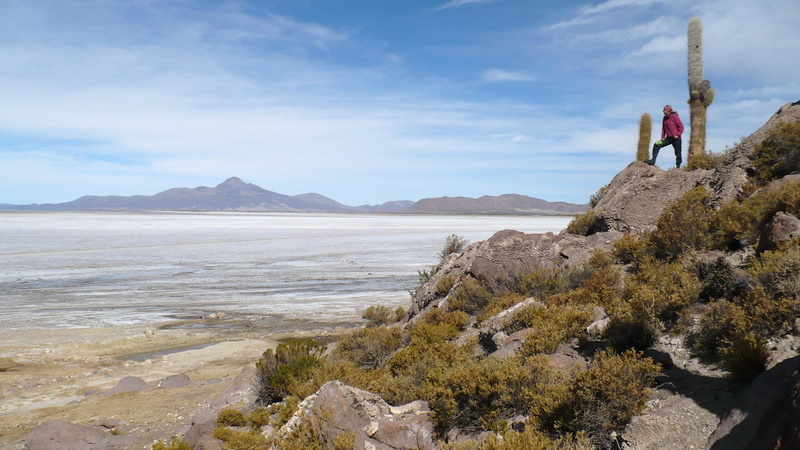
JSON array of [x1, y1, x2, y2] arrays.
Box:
[[102, 376, 149, 395], [410, 229, 621, 320], [158, 373, 192, 389], [24, 420, 137, 449], [705, 355, 800, 449], [590, 161, 709, 234], [279, 380, 436, 450], [757, 210, 800, 254]]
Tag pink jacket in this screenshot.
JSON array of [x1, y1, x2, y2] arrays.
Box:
[[662, 112, 685, 139]]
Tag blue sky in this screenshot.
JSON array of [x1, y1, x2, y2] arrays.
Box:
[[1, 0, 798, 206]]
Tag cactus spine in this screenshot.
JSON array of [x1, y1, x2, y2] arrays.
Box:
[[687, 17, 714, 163], [637, 113, 652, 161]]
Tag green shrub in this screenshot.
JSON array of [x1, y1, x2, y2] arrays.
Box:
[[564, 210, 599, 236], [647, 187, 714, 259], [751, 121, 800, 187], [548, 349, 660, 448], [331, 325, 404, 370], [361, 304, 406, 327], [217, 407, 248, 427], [255, 339, 327, 404], [448, 276, 493, 314]]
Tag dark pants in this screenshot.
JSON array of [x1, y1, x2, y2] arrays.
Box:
[[651, 137, 682, 167]]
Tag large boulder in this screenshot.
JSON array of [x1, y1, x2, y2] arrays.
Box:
[[756, 211, 800, 254], [279, 380, 436, 450], [410, 229, 622, 318], [590, 161, 709, 234], [705, 355, 800, 449], [24, 420, 137, 450]]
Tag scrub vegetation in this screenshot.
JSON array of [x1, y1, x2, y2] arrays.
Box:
[[206, 122, 800, 449]]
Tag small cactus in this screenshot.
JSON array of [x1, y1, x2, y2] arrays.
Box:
[[637, 113, 652, 161]]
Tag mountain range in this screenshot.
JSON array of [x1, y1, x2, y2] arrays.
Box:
[[0, 177, 587, 215]]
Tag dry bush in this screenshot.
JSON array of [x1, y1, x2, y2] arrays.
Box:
[[750, 121, 800, 187], [440, 234, 469, 261], [519, 265, 572, 299], [477, 292, 527, 324], [217, 407, 248, 427], [749, 243, 800, 301], [647, 187, 714, 259], [505, 305, 594, 355], [437, 274, 457, 297], [547, 349, 660, 448], [603, 312, 658, 352], [564, 210, 599, 236], [362, 304, 406, 327], [622, 258, 701, 332], [711, 178, 800, 249], [255, 339, 327, 404], [419, 357, 534, 434], [448, 275, 493, 314], [686, 149, 725, 170], [612, 233, 648, 265], [331, 325, 404, 370], [719, 332, 769, 382], [693, 256, 749, 302]]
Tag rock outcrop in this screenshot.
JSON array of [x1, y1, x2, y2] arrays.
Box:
[[278, 380, 436, 450], [24, 420, 137, 450], [590, 162, 709, 233], [410, 229, 622, 318]]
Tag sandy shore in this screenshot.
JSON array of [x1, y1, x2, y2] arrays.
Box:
[[0, 320, 347, 449]]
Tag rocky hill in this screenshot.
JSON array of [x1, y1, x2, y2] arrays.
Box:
[[404, 193, 587, 215], [23, 101, 800, 449], [1, 177, 583, 215]]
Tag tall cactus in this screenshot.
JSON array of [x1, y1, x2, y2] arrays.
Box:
[[637, 113, 652, 161], [687, 17, 714, 162]]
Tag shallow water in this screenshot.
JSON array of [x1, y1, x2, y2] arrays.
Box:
[[0, 211, 570, 332]]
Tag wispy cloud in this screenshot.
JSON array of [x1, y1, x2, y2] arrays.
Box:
[[435, 0, 501, 11], [481, 69, 537, 82]]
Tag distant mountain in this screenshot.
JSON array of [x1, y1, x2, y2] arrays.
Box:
[[1, 178, 586, 214], [404, 194, 588, 215]]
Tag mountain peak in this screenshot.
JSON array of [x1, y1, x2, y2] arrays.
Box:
[[217, 177, 248, 188]]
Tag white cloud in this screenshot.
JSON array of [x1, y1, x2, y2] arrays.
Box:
[[482, 69, 537, 82]]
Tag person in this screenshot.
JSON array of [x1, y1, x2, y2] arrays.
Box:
[[646, 105, 685, 168]]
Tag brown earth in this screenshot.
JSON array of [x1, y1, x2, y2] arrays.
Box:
[[0, 320, 343, 449]]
